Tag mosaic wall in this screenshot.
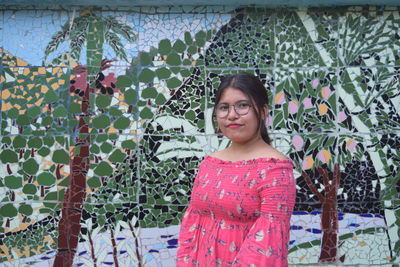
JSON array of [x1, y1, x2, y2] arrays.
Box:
[[0, 5, 399, 266]]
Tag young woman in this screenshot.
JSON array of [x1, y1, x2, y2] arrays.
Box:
[[176, 72, 296, 267]]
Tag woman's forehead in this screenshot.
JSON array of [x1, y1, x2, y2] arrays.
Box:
[[219, 87, 250, 102]]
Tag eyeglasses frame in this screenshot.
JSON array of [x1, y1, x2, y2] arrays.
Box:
[[215, 101, 253, 118]]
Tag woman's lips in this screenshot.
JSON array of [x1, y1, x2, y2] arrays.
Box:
[[227, 124, 242, 129]]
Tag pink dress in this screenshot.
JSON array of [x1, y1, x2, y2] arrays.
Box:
[[176, 156, 296, 267]]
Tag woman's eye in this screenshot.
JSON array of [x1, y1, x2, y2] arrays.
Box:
[[238, 103, 249, 109], [219, 106, 229, 110]]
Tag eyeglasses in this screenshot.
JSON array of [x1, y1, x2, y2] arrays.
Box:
[[215, 101, 253, 118]]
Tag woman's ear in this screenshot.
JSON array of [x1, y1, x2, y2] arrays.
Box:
[[262, 104, 269, 120]]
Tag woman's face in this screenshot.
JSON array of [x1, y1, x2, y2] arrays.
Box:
[[216, 87, 263, 144]]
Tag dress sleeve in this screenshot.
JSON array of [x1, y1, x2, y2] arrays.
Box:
[[233, 162, 296, 267]]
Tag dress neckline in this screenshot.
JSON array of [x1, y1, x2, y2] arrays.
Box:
[[205, 155, 293, 165]]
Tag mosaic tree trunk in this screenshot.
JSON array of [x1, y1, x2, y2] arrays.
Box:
[[54, 20, 104, 266], [54, 83, 90, 266], [303, 163, 341, 262]]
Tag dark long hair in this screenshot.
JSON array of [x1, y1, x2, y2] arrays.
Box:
[[212, 72, 271, 145]]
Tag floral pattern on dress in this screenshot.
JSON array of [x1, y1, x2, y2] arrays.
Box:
[[177, 156, 296, 267]]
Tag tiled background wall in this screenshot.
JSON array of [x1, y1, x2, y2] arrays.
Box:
[[0, 5, 399, 266]]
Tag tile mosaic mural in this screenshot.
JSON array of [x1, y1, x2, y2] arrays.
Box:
[[0, 5, 399, 266]]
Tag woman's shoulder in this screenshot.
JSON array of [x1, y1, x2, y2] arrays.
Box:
[[258, 147, 288, 161], [208, 150, 227, 159]]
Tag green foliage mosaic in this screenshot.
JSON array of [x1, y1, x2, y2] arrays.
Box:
[[0, 5, 399, 266]]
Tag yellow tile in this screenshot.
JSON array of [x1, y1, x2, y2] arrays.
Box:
[[17, 58, 28, 66], [0, 245, 9, 257], [108, 127, 117, 134], [51, 83, 59, 90], [35, 98, 43, 107], [19, 223, 27, 231], [38, 67, 46, 75], [1, 102, 12, 111], [43, 235, 52, 243], [15, 249, 23, 257], [1, 89, 10, 99], [318, 104, 328, 115], [52, 67, 61, 75], [23, 246, 30, 257], [23, 68, 30, 75], [41, 85, 49, 94]]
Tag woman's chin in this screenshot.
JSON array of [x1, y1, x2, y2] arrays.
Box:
[[224, 134, 249, 144]]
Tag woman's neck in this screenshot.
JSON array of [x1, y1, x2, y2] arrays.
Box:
[[228, 135, 269, 155]]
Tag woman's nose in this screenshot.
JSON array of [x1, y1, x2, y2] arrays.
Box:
[[226, 105, 239, 119]]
